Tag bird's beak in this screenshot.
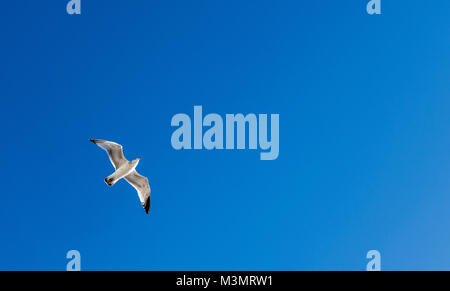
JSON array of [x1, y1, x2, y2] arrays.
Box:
[[139, 157, 142, 160]]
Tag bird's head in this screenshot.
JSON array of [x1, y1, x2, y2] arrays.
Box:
[[132, 157, 142, 164]]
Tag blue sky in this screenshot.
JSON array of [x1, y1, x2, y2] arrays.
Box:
[[1, 1, 450, 270]]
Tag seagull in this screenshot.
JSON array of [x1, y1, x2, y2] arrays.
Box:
[[90, 139, 151, 214]]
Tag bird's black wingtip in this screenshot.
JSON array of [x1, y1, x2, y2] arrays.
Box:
[[90, 139, 97, 144], [143, 197, 151, 215]]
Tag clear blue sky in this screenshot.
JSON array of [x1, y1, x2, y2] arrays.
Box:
[[1, 1, 450, 270]]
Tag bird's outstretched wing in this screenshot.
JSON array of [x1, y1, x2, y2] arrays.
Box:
[[90, 139, 128, 169], [125, 171, 151, 214]]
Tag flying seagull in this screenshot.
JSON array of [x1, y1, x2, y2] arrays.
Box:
[[90, 139, 151, 214]]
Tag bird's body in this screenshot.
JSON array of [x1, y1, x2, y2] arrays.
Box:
[[105, 159, 139, 186], [90, 139, 151, 214]]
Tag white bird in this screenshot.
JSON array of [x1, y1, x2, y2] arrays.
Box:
[[90, 139, 151, 214]]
